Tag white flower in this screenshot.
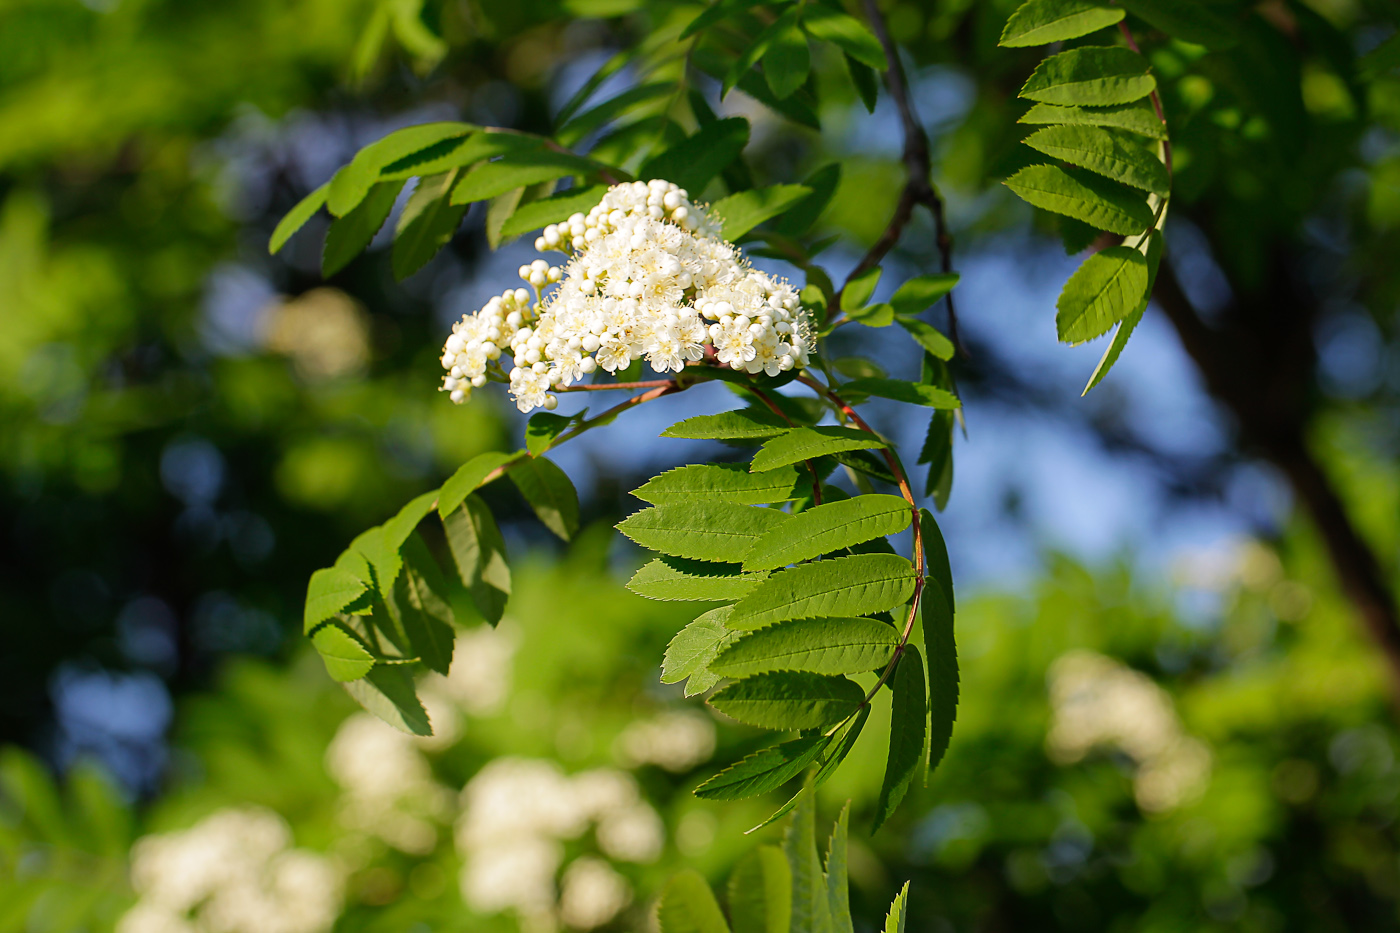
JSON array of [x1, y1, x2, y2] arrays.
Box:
[[439, 178, 818, 412]]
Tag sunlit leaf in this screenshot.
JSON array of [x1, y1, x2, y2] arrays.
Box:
[[618, 502, 791, 563], [727, 553, 916, 629], [709, 671, 864, 731], [999, 0, 1124, 48], [1019, 46, 1156, 106], [1004, 164, 1154, 235], [712, 616, 899, 676], [871, 645, 926, 833], [743, 494, 911, 570]]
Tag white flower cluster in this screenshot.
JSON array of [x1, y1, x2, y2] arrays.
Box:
[[118, 808, 341, 933], [455, 758, 663, 928], [440, 179, 817, 412]]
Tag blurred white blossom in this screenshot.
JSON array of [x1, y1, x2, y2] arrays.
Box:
[[1047, 650, 1212, 812], [325, 713, 452, 854], [559, 857, 631, 930], [118, 807, 340, 933], [614, 709, 715, 772]]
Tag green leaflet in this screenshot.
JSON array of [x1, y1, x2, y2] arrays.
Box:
[[770, 163, 842, 236], [919, 509, 955, 616], [638, 118, 750, 195], [784, 784, 834, 933], [681, 0, 767, 39], [344, 666, 433, 736], [1084, 229, 1162, 393], [322, 180, 403, 277], [889, 273, 959, 316], [628, 557, 769, 601], [662, 408, 790, 440], [713, 185, 814, 240], [451, 150, 595, 205], [871, 645, 926, 833], [618, 502, 791, 563], [1019, 46, 1156, 106], [269, 182, 328, 254], [839, 377, 961, 410], [709, 671, 863, 731], [998, 0, 1124, 48], [1019, 101, 1167, 139], [524, 411, 580, 456], [729, 845, 793, 933], [311, 623, 375, 682], [662, 607, 738, 697], [485, 186, 526, 249], [693, 734, 829, 801], [800, 5, 886, 71], [657, 870, 731, 933], [884, 882, 910, 933], [1056, 245, 1150, 344], [826, 804, 853, 933], [498, 184, 607, 238], [389, 534, 457, 675], [1024, 124, 1170, 196], [379, 131, 534, 182], [393, 171, 469, 280], [443, 494, 511, 626], [846, 52, 880, 113], [711, 617, 899, 677], [727, 553, 916, 630], [509, 455, 579, 541], [846, 302, 894, 327], [438, 450, 519, 518], [841, 266, 880, 311], [751, 427, 887, 473], [922, 576, 959, 779], [633, 463, 807, 505], [897, 318, 955, 361], [743, 494, 911, 571], [723, 11, 791, 98], [764, 7, 811, 100], [557, 81, 673, 147], [1004, 164, 1154, 236], [1117, 0, 1240, 51], [304, 566, 368, 634], [326, 122, 474, 216], [920, 409, 955, 507], [383, 490, 439, 557]]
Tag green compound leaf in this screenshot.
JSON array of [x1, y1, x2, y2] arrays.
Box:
[[311, 623, 376, 682], [633, 462, 807, 505], [751, 426, 888, 473], [871, 645, 927, 833], [383, 490, 439, 556], [728, 845, 793, 933], [694, 733, 829, 801], [1084, 229, 1162, 393], [1056, 244, 1150, 344], [714, 184, 813, 240], [618, 502, 791, 563], [999, 0, 1124, 48], [743, 494, 911, 571], [658, 870, 731, 933], [438, 450, 519, 518], [393, 171, 469, 280], [662, 408, 790, 440], [826, 803, 853, 933], [840, 377, 961, 410], [1019, 101, 1167, 139], [889, 273, 960, 316], [304, 566, 368, 634], [1023, 124, 1170, 196], [785, 783, 834, 933], [344, 665, 433, 736], [764, 7, 811, 100], [1019, 46, 1156, 106], [379, 131, 534, 182], [709, 671, 864, 731], [726, 553, 916, 630], [390, 534, 457, 675], [922, 576, 959, 780], [269, 182, 328, 254], [1004, 164, 1154, 236], [712, 616, 899, 677], [884, 882, 911, 933], [451, 150, 595, 205], [639, 117, 750, 195], [326, 122, 474, 216], [897, 318, 955, 361], [801, 5, 886, 70], [498, 184, 608, 238], [443, 494, 512, 626], [323, 180, 403, 277], [662, 606, 739, 697], [628, 556, 770, 601], [509, 455, 580, 541]]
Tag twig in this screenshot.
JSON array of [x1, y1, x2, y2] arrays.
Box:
[[833, 0, 961, 352], [554, 379, 676, 392]]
